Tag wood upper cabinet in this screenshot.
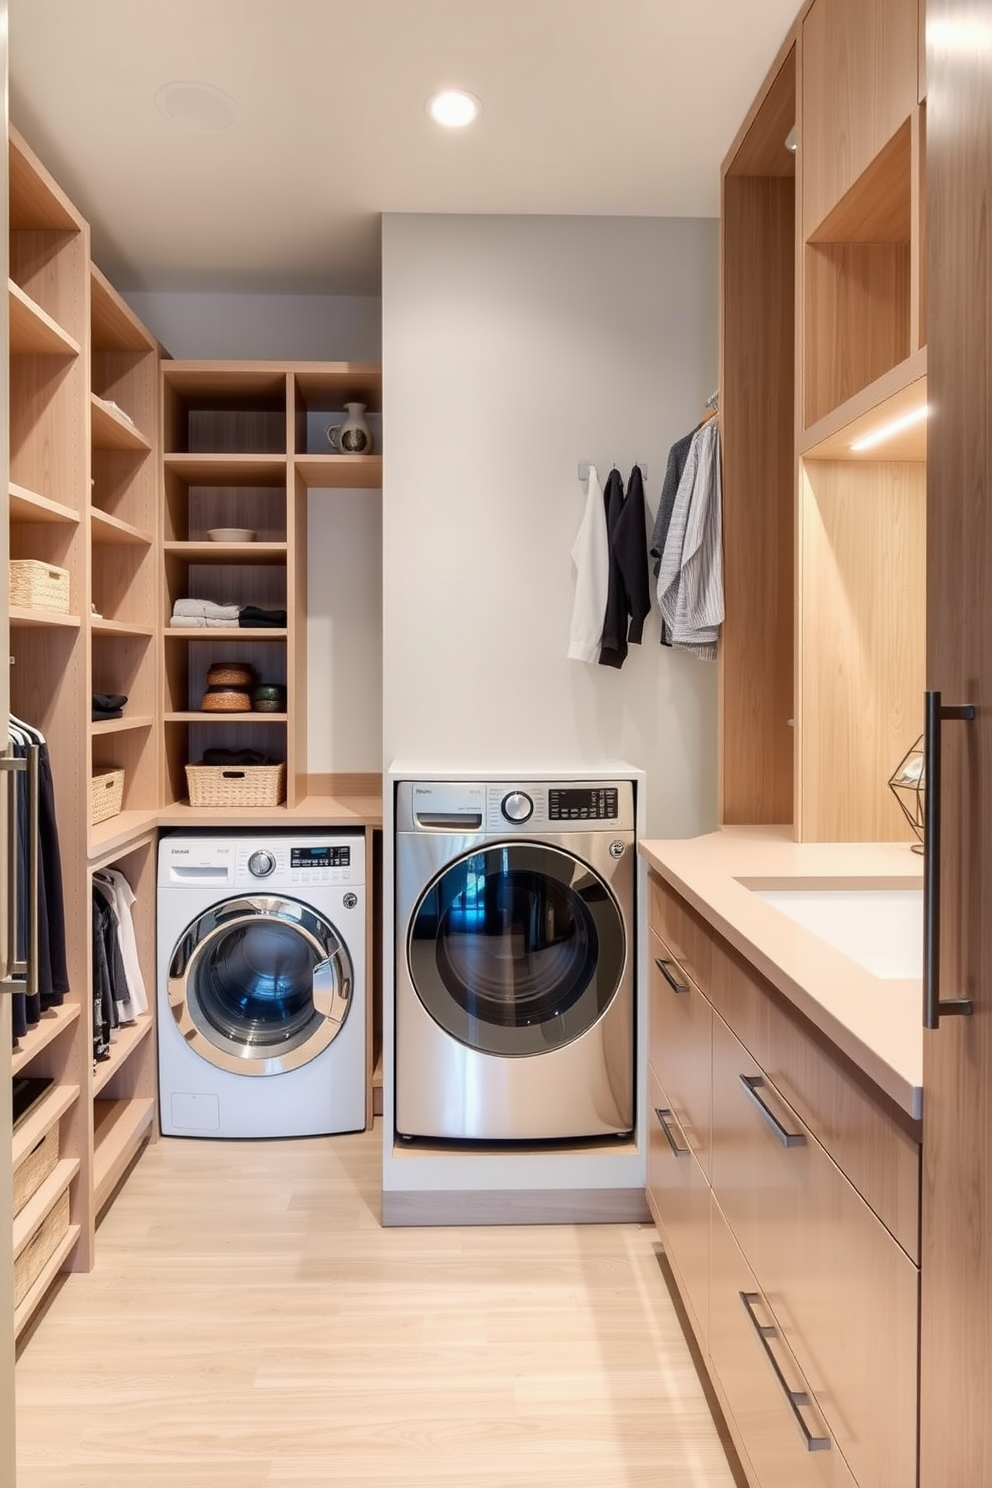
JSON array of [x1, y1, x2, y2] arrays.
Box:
[[919, 1, 992, 1482], [802, 0, 919, 238]]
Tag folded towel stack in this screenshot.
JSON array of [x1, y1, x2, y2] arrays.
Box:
[[171, 598, 241, 628]]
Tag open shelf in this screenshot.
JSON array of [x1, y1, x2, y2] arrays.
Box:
[[90, 263, 157, 354], [90, 715, 155, 736], [90, 507, 153, 546], [9, 280, 80, 358], [9, 482, 80, 526], [91, 393, 152, 452], [295, 454, 383, 490], [164, 453, 287, 484], [164, 540, 288, 563], [11, 1084, 79, 1172], [166, 711, 288, 723], [13, 1225, 81, 1338], [90, 617, 154, 639], [93, 1098, 156, 1213], [92, 1017, 155, 1098], [9, 606, 81, 630], [11, 1005, 82, 1078], [164, 627, 287, 642], [800, 349, 927, 462], [88, 811, 159, 861], [12, 1158, 79, 1262]]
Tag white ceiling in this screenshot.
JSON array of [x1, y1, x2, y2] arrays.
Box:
[[9, 0, 799, 297]]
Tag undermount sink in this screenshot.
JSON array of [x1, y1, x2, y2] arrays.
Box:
[[739, 881, 924, 980]]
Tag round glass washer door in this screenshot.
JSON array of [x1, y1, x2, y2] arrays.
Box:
[[168, 895, 353, 1075], [407, 842, 626, 1057]]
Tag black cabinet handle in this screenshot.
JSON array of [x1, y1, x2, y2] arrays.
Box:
[[740, 1291, 831, 1452], [654, 1106, 689, 1157], [738, 1074, 805, 1147], [654, 956, 689, 994], [924, 689, 975, 1028]]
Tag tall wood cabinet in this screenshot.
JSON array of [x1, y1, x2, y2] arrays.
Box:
[[7, 128, 163, 1340], [720, 0, 926, 846], [919, 2, 992, 1481]]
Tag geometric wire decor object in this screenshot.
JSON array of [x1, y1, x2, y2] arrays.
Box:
[[887, 732, 925, 853]]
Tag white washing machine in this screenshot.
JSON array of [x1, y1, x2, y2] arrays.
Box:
[[395, 778, 636, 1142], [157, 830, 366, 1138]]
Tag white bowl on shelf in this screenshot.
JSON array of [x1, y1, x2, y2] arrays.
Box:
[[207, 528, 256, 543]]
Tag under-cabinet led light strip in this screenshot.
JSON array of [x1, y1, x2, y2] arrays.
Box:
[[850, 403, 929, 452]]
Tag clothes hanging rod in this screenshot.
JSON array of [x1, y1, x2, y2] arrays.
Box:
[[577, 461, 648, 483]]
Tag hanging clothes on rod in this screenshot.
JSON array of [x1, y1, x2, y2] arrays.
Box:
[[654, 416, 724, 659], [93, 867, 148, 1025], [8, 713, 69, 1046]]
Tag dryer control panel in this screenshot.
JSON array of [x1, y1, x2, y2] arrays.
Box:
[[397, 779, 635, 834]]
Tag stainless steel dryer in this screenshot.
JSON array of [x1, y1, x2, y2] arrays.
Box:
[[395, 778, 635, 1141]]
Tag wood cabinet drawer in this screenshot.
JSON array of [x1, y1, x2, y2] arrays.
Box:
[[709, 1192, 858, 1488], [648, 927, 711, 1175], [648, 871, 712, 994], [646, 1065, 710, 1347], [707, 926, 920, 1261], [711, 1011, 918, 1488]]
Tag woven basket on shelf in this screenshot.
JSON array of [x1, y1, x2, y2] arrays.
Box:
[[90, 768, 125, 825], [14, 1187, 70, 1307], [9, 559, 70, 613], [185, 761, 287, 808], [12, 1123, 60, 1218]]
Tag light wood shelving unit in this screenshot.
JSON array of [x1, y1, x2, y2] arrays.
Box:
[[720, 0, 926, 845], [160, 360, 382, 815], [8, 127, 164, 1338]]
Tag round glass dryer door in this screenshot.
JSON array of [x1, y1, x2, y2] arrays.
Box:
[[407, 843, 626, 1056], [168, 895, 353, 1075]]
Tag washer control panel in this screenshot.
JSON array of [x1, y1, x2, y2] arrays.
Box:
[[547, 786, 619, 822]]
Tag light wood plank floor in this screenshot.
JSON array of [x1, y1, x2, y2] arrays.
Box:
[[15, 1128, 742, 1487]]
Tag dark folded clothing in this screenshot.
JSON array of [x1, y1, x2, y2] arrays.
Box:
[[92, 692, 127, 711], [239, 606, 287, 629], [200, 748, 276, 767], [92, 708, 123, 722]]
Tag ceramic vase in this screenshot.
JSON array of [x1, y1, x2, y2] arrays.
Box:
[[326, 402, 373, 455]]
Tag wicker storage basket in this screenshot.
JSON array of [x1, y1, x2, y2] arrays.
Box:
[[12, 1123, 60, 1218], [90, 768, 125, 824], [186, 761, 286, 808], [206, 663, 255, 686], [9, 559, 70, 613], [200, 689, 252, 712], [14, 1187, 70, 1307]]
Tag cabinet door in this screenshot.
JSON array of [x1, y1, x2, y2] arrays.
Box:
[[646, 1066, 710, 1346], [921, 2, 992, 1482], [647, 928, 711, 1175], [709, 1194, 857, 1488], [711, 1012, 918, 1488]]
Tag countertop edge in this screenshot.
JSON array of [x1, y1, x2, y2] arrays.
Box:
[[640, 832, 924, 1123]]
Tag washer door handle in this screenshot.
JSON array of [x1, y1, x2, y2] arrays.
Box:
[[314, 957, 350, 1020]]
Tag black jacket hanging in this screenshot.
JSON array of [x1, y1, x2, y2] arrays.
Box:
[[598, 468, 629, 669], [613, 464, 651, 645]]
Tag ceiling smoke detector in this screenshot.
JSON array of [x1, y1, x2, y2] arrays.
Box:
[[155, 81, 239, 134]]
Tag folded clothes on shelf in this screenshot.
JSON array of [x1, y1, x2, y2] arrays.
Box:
[[238, 605, 288, 628], [92, 692, 128, 722], [200, 747, 277, 767], [173, 598, 242, 620], [170, 615, 240, 628]]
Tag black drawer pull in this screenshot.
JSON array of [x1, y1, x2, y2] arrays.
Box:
[[738, 1074, 805, 1148], [740, 1291, 831, 1452], [654, 956, 689, 994]]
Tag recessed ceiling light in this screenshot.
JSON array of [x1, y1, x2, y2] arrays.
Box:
[[155, 81, 239, 134], [427, 89, 482, 128], [850, 404, 929, 451]]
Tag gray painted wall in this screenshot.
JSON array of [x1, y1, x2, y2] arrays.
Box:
[[381, 213, 719, 839], [123, 290, 381, 364]]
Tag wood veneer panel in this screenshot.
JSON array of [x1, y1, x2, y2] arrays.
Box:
[[797, 459, 925, 842], [726, 46, 796, 178], [720, 175, 795, 825], [803, 241, 911, 427], [802, 0, 919, 238], [920, 3, 992, 1482]]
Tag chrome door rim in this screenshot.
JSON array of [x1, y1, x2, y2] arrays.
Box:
[[168, 895, 352, 1076]]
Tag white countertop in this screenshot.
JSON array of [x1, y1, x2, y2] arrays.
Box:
[[638, 826, 924, 1120]]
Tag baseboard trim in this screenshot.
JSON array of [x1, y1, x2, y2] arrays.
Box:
[[381, 1186, 650, 1227]]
